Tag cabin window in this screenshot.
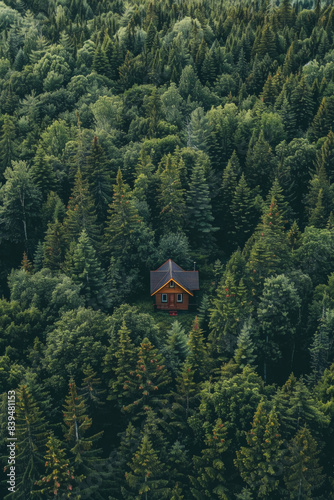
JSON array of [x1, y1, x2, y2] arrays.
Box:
[[177, 294, 183, 302], [161, 294, 167, 302], [169, 281, 175, 288]]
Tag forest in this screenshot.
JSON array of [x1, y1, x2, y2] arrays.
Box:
[[0, 0, 334, 497]]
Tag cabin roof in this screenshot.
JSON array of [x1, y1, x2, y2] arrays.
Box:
[[150, 259, 199, 296]]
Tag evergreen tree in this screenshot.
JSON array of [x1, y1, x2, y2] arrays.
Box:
[[186, 162, 217, 247], [0, 114, 16, 177], [318, 129, 334, 183], [63, 379, 103, 474], [68, 229, 108, 308], [162, 321, 189, 376], [124, 435, 170, 499], [188, 317, 208, 382], [158, 154, 186, 234], [234, 320, 257, 369], [230, 174, 258, 248], [43, 219, 67, 272], [83, 136, 112, 222], [171, 360, 198, 431], [31, 145, 57, 200], [104, 168, 141, 259], [80, 365, 105, 413], [190, 418, 229, 499], [14, 385, 48, 499], [245, 131, 276, 193], [309, 97, 334, 143], [32, 434, 80, 498], [284, 427, 324, 499], [235, 401, 283, 498], [122, 337, 171, 418], [63, 168, 99, 244]]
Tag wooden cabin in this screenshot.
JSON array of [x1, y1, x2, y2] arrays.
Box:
[[150, 259, 199, 312]]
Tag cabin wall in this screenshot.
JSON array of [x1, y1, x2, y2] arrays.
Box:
[[155, 283, 190, 310]]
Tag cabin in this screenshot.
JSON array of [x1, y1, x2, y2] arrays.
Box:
[[150, 259, 199, 313]]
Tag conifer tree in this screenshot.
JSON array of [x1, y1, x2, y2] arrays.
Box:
[[124, 435, 170, 499], [109, 423, 139, 500], [14, 385, 48, 499], [63, 168, 99, 244], [188, 317, 208, 382], [186, 162, 217, 247], [245, 131, 276, 193], [32, 434, 80, 498], [104, 168, 141, 259], [68, 229, 108, 308], [107, 320, 138, 408], [80, 365, 105, 413], [318, 129, 334, 183], [219, 151, 241, 243], [190, 418, 229, 499], [122, 337, 171, 418], [284, 427, 324, 499], [235, 402, 283, 498], [83, 136, 112, 222], [171, 360, 198, 431], [234, 320, 257, 369], [63, 378, 103, 474], [309, 97, 334, 143], [31, 145, 57, 200], [158, 154, 186, 234], [162, 321, 189, 376], [230, 174, 258, 248], [0, 114, 16, 177], [43, 219, 67, 272]]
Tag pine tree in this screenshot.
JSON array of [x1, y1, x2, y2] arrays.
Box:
[[188, 317, 208, 382], [309, 188, 326, 228], [247, 196, 289, 289], [158, 154, 186, 233], [230, 174, 258, 248], [32, 434, 80, 498], [190, 418, 229, 499], [308, 316, 331, 386], [14, 385, 48, 499], [186, 162, 217, 247], [107, 320, 138, 408], [290, 77, 314, 132], [162, 321, 189, 376], [109, 423, 139, 500], [83, 136, 112, 222], [234, 320, 257, 369], [245, 131, 276, 193], [63, 168, 99, 244], [31, 145, 57, 200], [318, 129, 334, 183], [309, 97, 334, 143], [235, 402, 283, 498], [68, 229, 108, 308], [0, 114, 16, 177], [171, 360, 198, 431], [124, 435, 170, 499], [104, 168, 141, 259], [80, 365, 105, 413], [284, 427, 324, 499], [43, 219, 67, 272], [122, 337, 171, 418], [63, 378, 103, 474]]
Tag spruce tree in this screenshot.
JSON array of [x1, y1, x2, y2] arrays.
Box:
[[230, 174, 258, 248], [63, 378, 103, 474], [190, 418, 229, 499], [158, 154, 186, 234], [14, 385, 48, 499], [83, 136, 112, 222], [63, 168, 99, 244], [122, 337, 171, 418], [186, 162, 217, 247], [43, 219, 67, 272], [0, 114, 16, 177], [234, 320, 257, 369], [284, 427, 324, 499], [245, 131, 276, 193], [235, 402, 283, 498], [104, 168, 141, 260], [68, 229, 108, 308], [188, 317, 208, 382], [32, 434, 80, 498], [80, 365, 105, 413], [31, 145, 57, 200], [171, 360, 198, 431], [124, 435, 170, 499], [162, 321, 189, 376]]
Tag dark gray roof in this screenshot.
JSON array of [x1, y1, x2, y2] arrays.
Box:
[[150, 259, 199, 295]]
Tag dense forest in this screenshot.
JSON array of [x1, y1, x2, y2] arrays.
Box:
[[1, 0, 334, 497]]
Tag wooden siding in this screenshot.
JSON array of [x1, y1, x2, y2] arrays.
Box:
[[155, 283, 189, 310]]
